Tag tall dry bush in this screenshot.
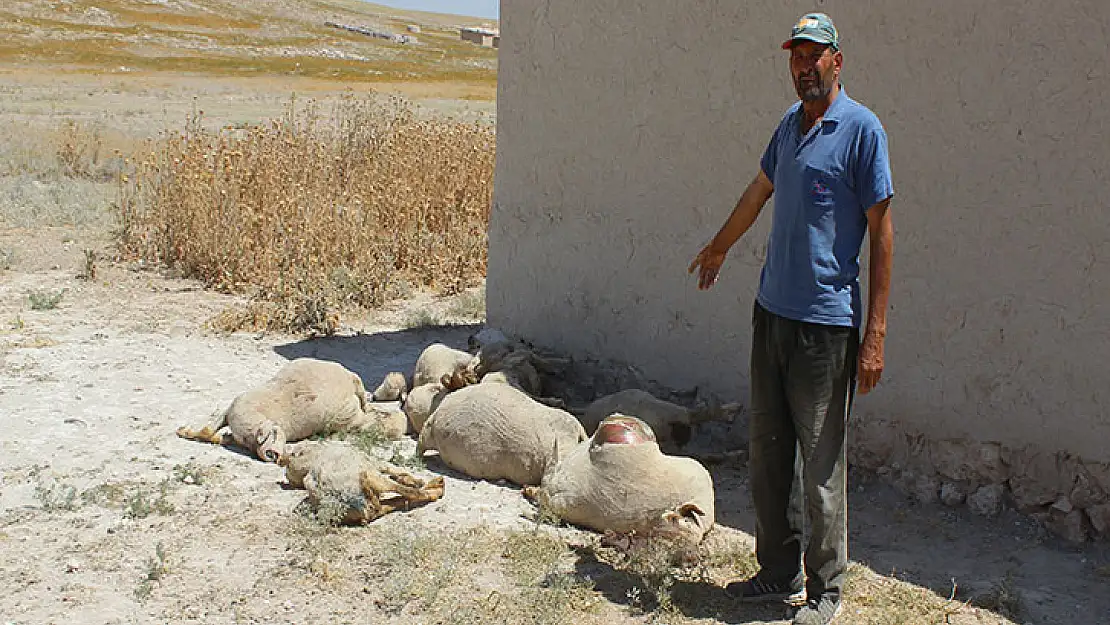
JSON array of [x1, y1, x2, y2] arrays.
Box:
[[117, 94, 494, 334]]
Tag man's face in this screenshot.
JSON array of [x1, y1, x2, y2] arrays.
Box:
[[789, 41, 841, 101]]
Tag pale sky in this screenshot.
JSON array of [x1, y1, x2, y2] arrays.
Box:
[[370, 0, 499, 19]]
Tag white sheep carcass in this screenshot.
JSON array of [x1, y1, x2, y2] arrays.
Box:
[[579, 389, 736, 447], [464, 341, 572, 410], [280, 440, 444, 525], [466, 326, 509, 351], [412, 343, 473, 388], [523, 414, 715, 545], [466, 341, 542, 395], [366, 404, 410, 438], [402, 381, 448, 434], [371, 371, 408, 402], [416, 382, 587, 486], [176, 358, 401, 462]]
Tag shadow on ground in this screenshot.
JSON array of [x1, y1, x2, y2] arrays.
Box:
[[271, 323, 482, 386], [568, 541, 792, 624], [711, 463, 1110, 624]]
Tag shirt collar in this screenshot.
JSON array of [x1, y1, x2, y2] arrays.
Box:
[[821, 85, 850, 124]]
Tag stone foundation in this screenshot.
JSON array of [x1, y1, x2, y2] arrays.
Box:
[[852, 423, 1110, 543]]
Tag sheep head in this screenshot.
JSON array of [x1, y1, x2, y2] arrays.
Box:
[[657, 502, 709, 536], [255, 420, 288, 463], [440, 360, 476, 391], [372, 371, 409, 402], [277, 440, 321, 487], [690, 398, 742, 424]]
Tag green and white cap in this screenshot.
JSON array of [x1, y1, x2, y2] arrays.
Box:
[[782, 12, 840, 50]]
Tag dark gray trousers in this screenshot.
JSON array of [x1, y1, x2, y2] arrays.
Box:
[[748, 301, 857, 599]]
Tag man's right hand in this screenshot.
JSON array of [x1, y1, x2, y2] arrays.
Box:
[[688, 242, 728, 290], [688, 170, 773, 291]]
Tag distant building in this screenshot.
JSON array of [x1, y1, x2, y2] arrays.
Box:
[[460, 26, 499, 48], [325, 21, 416, 44]]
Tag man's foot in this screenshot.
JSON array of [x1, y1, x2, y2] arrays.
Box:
[[724, 574, 806, 606], [792, 593, 842, 625]]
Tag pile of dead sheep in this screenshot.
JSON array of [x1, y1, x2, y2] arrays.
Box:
[[176, 329, 736, 548]]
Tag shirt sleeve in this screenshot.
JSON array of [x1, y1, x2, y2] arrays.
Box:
[[760, 118, 784, 182], [856, 120, 894, 210]]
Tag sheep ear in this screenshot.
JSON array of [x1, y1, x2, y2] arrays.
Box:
[[676, 502, 705, 520], [541, 439, 560, 478]]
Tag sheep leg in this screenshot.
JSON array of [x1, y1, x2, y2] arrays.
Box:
[[344, 410, 383, 432], [355, 482, 433, 520], [531, 395, 568, 410], [176, 409, 229, 445], [359, 486, 387, 522], [382, 464, 438, 488], [360, 471, 445, 509]]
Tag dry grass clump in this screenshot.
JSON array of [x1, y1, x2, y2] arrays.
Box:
[[0, 119, 127, 228], [117, 92, 494, 334], [843, 563, 967, 624], [363, 525, 600, 625]]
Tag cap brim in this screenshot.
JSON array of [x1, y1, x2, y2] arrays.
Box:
[[781, 35, 834, 50]]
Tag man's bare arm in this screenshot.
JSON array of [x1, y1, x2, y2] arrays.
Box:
[[710, 170, 774, 253], [858, 197, 893, 394], [688, 170, 774, 290]]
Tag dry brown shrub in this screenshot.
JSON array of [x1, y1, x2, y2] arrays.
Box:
[[116, 93, 494, 334]]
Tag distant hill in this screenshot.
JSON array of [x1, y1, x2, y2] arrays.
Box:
[[0, 0, 498, 85]]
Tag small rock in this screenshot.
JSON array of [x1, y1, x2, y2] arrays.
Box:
[[968, 484, 1006, 518], [913, 475, 940, 505], [940, 482, 967, 507], [1085, 503, 1110, 536], [1046, 509, 1089, 543], [1070, 470, 1106, 509], [65, 562, 79, 573], [1009, 474, 1058, 511], [1051, 496, 1073, 514]]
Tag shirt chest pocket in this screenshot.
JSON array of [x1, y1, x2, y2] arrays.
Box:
[[803, 164, 842, 212]]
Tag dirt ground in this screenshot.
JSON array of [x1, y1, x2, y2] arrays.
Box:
[[1, 226, 1109, 625]]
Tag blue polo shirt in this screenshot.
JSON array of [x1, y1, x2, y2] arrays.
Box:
[[757, 89, 894, 328]]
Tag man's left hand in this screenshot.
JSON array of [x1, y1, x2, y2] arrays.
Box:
[[857, 333, 884, 394]]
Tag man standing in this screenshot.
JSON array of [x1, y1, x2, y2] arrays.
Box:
[[688, 13, 894, 625]]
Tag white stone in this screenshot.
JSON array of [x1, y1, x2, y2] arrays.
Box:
[[967, 484, 1005, 518], [940, 482, 966, 507]]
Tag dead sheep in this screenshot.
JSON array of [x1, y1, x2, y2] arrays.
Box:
[[402, 381, 448, 434], [523, 414, 715, 545], [280, 440, 445, 525], [579, 389, 736, 448], [467, 340, 571, 390], [467, 341, 542, 395], [416, 382, 587, 486], [466, 341, 571, 408], [467, 326, 509, 351], [366, 403, 410, 438], [371, 371, 408, 402], [176, 358, 401, 462], [412, 343, 473, 388]]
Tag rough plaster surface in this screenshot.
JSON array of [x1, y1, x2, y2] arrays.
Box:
[[488, 0, 1110, 480]]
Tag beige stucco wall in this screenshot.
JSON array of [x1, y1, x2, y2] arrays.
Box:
[[488, 0, 1110, 479]]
